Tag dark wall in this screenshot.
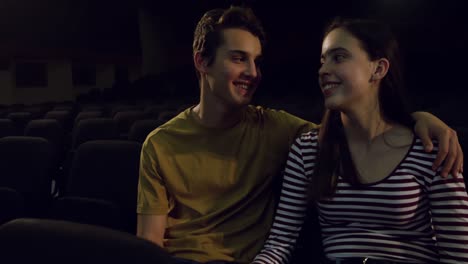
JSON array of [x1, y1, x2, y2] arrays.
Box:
[[1, 0, 467, 109], [135, 0, 468, 107], [0, 0, 140, 58]]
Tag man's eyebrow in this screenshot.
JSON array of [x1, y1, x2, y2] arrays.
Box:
[[228, 50, 248, 56], [229, 50, 262, 59], [320, 47, 349, 59]]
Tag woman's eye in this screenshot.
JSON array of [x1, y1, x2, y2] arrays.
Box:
[[334, 54, 346, 62]]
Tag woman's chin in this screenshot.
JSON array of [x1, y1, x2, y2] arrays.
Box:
[[324, 101, 344, 111]]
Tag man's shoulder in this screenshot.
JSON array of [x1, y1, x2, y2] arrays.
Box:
[[245, 105, 319, 139], [145, 110, 191, 143], [246, 105, 311, 122], [247, 105, 293, 116]]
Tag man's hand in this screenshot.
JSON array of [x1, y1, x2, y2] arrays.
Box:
[[137, 214, 167, 248], [412, 112, 463, 178]]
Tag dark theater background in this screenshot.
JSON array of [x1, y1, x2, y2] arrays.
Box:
[[0, 0, 466, 120], [0, 0, 467, 261]]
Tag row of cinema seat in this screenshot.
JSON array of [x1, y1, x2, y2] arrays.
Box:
[[0, 102, 182, 264], [0, 116, 163, 191], [0, 218, 173, 264], [0, 101, 194, 234], [0, 136, 142, 233], [0, 99, 466, 256], [0, 101, 188, 193], [0, 103, 182, 140], [0, 100, 189, 238]]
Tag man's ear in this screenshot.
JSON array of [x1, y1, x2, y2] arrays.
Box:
[[194, 52, 208, 74], [372, 58, 390, 81]]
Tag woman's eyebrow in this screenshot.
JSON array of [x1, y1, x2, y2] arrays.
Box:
[[321, 47, 349, 59]]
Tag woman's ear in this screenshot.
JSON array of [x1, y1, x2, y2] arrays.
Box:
[[372, 58, 390, 81]]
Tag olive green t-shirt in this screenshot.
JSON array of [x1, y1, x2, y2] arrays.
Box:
[[137, 105, 317, 263]]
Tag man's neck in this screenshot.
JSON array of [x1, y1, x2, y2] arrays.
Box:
[[192, 101, 245, 129]]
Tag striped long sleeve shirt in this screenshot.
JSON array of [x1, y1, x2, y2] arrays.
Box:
[[253, 130, 468, 264]]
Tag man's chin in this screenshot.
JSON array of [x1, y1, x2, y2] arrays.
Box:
[[227, 99, 251, 109], [239, 97, 253, 106], [233, 93, 253, 104]]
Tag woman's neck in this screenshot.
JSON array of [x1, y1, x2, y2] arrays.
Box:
[[341, 100, 392, 146]]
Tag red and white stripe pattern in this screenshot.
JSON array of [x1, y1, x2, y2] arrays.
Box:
[[253, 130, 468, 264]]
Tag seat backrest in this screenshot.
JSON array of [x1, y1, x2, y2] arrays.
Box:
[[53, 104, 74, 112], [0, 218, 174, 264], [0, 136, 55, 216], [110, 105, 143, 117], [0, 119, 18, 137], [74, 111, 104, 125], [44, 110, 72, 130], [24, 119, 64, 148], [7, 111, 32, 134], [128, 119, 162, 143], [0, 187, 24, 225], [158, 110, 177, 123], [144, 105, 166, 119], [52, 196, 122, 230], [113, 110, 148, 136], [24, 106, 49, 119], [80, 104, 105, 112], [67, 140, 141, 207], [66, 140, 142, 231], [72, 118, 119, 149]]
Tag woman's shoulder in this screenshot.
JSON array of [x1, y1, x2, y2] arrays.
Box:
[[299, 128, 320, 141], [293, 129, 320, 150], [412, 136, 439, 154]]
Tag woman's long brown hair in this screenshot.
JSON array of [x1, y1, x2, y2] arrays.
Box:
[[309, 18, 415, 200]]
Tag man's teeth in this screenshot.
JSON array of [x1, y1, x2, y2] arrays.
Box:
[[323, 83, 339, 90]]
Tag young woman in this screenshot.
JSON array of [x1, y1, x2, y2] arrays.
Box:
[[253, 18, 468, 264]]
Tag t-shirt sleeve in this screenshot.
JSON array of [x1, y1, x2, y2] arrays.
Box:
[[272, 109, 319, 144], [136, 136, 170, 215]]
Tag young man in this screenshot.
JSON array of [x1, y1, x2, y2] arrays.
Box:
[[137, 6, 463, 264]]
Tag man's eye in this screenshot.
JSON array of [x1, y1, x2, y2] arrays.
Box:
[[232, 57, 246, 63]]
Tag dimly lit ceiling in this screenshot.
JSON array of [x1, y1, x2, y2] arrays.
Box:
[[0, 0, 466, 62]]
